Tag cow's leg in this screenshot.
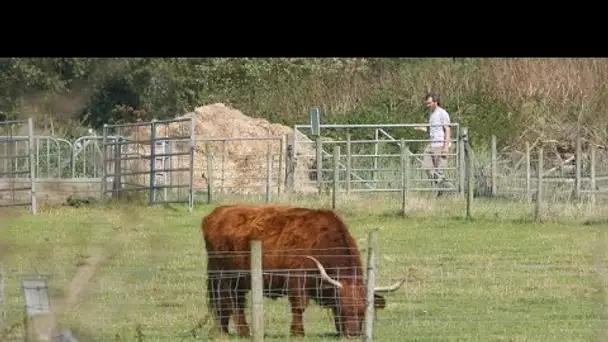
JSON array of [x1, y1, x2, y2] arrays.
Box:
[[216, 292, 232, 334], [288, 277, 309, 337], [332, 306, 344, 336], [233, 286, 251, 337], [211, 279, 232, 335]]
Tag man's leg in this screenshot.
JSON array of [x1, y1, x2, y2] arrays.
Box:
[[434, 150, 448, 183], [422, 145, 437, 183], [434, 150, 453, 196]]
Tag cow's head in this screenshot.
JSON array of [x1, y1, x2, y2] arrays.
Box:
[[305, 256, 406, 338]]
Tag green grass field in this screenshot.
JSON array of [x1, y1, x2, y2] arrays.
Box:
[[1, 195, 607, 341]]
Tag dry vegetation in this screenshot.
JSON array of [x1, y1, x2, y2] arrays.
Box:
[[248, 58, 608, 153], [117, 103, 318, 194]]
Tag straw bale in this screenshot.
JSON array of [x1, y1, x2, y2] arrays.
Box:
[[121, 103, 317, 194]]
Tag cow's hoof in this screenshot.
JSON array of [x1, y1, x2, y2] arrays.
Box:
[[290, 330, 305, 337], [236, 328, 250, 337]]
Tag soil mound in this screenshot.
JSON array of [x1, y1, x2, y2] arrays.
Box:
[[123, 103, 315, 194]]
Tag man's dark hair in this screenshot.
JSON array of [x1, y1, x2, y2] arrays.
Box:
[[425, 92, 441, 106]]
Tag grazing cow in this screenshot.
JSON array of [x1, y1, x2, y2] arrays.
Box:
[[201, 204, 406, 338]]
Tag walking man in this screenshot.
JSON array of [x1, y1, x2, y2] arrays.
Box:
[[414, 92, 453, 193]]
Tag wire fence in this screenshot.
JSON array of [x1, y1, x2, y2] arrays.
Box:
[[5, 116, 608, 223], [486, 134, 608, 203], [0, 118, 37, 213], [0, 234, 604, 341]]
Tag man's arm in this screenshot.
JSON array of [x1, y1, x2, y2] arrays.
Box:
[[443, 125, 451, 149], [441, 112, 451, 151]]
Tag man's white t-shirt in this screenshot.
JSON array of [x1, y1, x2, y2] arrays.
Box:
[[428, 107, 451, 148]]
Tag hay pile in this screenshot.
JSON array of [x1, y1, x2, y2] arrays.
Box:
[[122, 103, 316, 194]]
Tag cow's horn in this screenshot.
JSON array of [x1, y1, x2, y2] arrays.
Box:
[[303, 256, 344, 289], [374, 278, 407, 293]]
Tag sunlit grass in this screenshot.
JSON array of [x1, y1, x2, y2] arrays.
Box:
[[0, 194, 607, 341]]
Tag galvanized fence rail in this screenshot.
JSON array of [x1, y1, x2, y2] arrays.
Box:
[[101, 118, 195, 212], [0, 135, 116, 179], [0, 119, 37, 213], [292, 122, 462, 196], [2, 118, 470, 209], [478, 134, 608, 204]]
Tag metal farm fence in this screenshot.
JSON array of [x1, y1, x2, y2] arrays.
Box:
[[0, 231, 603, 341], [478, 134, 608, 204], [0, 119, 37, 213], [101, 118, 195, 211], [290, 123, 463, 196], [0, 135, 114, 179], [1, 118, 472, 212]]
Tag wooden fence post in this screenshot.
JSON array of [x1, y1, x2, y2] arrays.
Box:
[[332, 146, 340, 209], [591, 144, 597, 205], [250, 240, 264, 341], [0, 264, 4, 322], [574, 131, 581, 200], [400, 139, 409, 218], [346, 133, 352, 194], [27, 117, 37, 214], [265, 148, 273, 204], [525, 141, 531, 203], [316, 136, 323, 196], [285, 133, 296, 194], [364, 230, 378, 342], [534, 147, 543, 222], [462, 127, 474, 219], [113, 137, 122, 199], [459, 129, 466, 196], [278, 135, 285, 196], [205, 142, 213, 204], [22, 279, 57, 342], [491, 135, 497, 197]]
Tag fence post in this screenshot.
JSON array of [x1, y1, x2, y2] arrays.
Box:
[[316, 136, 323, 196], [22, 279, 56, 342], [250, 240, 264, 342], [332, 146, 340, 209], [400, 139, 409, 218], [462, 127, 473, 219], [205, 142, 214, 204], [534, 147, 543, 222], [346, 133, 352, 194], [574, 131, 581, 200], [285, 133, 295, 194], [373, 129, 379, 187], [525, 141, 531, 203], [491, 135, 497, 197], [459, 129, 466, 197], [266, 147, 273, 204], [278, 135, 285, 196], [188, 118, 195, 213], [591, 144, 596, 205], [27, 118, 37, 214], [101, 124, 108, 199], [364, 230, 378, 342], [113, 136, 122, 199], [149, 120, 157, 205], [0, 264, 4, 322]]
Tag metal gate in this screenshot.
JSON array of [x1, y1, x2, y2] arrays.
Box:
[[101, 118, 195, 212], [0, 118, 38, 213], [292, 122, 462, 195]]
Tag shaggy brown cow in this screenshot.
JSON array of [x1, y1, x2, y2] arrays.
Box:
[[201, 204, 406, 338]]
